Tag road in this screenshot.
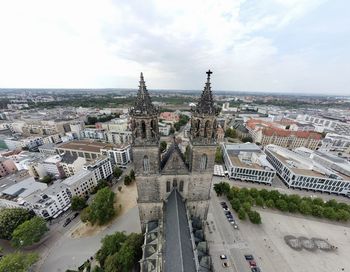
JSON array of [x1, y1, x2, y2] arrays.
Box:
[[38, 206, 140, 272], [207, 191, 253, 272]]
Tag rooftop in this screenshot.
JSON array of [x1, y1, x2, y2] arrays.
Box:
[[56, 140, 115, 153], [163, 189, 197, 272], [62, 169, 92, 186]]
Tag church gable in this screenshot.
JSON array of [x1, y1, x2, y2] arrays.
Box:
[[160, 144, 189, 175]]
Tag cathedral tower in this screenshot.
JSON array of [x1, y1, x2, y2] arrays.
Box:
[[187, 70, 218, 219], [130, 73, 162, 227]]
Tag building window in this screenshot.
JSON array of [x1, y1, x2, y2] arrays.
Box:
[[179, 180, 184, 192], [166, 181, 170, 192], [173, 179, 178, 188], [200, 154, 208, 170], [143, 155, 150, 173]]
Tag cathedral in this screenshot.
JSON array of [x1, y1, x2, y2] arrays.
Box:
[[130, 71, 218, 272]]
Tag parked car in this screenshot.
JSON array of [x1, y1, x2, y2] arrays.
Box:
[[244, 254, 254, 261], [249, 260, 257, 267], [63, 218, 71, 227], [72, 212, 79, 219], [220, 254, 227, 260], [233, 223, 239, 229], [220, 202, 227, 206], [251, 267, 261, 272], [222, 262, 230, 268]]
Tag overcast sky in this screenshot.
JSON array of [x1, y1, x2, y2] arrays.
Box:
[[0, 0, 349, 94]]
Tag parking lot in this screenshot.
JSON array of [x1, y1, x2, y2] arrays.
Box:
[[238, 209, 350, 272]]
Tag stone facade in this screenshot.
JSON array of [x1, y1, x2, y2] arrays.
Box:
[[131, 71, 218, 230]]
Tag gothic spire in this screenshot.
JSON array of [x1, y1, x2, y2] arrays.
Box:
[[131, 72, 157, 115], [194, 70, 216, 115]]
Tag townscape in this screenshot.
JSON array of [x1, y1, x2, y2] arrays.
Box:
[[1, 1, 350, 272], [0, 70, 350, 272]]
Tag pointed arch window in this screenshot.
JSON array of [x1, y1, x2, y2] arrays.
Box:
[[200, 154, 208, 171], [166, 181, 170, 192], [179, 180, 184, 192], [204, 120, 211, 138], [143, 155, 150, 173], [141, 121, 146, 138]]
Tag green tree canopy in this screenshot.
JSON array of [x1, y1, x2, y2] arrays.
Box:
[[87, 187, 115, 225], [124, 175, 132, 186], [248, 210, 262, 224], [96, 232, 128, 267], [113, 167, 123, 178], [241, 136, 253, 143], [0, 252, 39, 272], [11, 216, 48, 248], [225, 128, 237, 138], [0, 208, 34, 240], [71, 196, 87, 211], [238, 208, 246, 220]]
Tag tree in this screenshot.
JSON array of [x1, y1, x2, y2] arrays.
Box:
[[275, 199, 288, 212], [0, 252, 39, 272], [0, 208, 34, 240], [71, 196, 87, 211], [336, 209, 350, 221], [96, 232, 128, 267], [160, 141, 167, 153], [242, 202, 251, 212], [288, 202, 298, 213], [87, 187, 115, 225], [11, 216, 48, 248], [268, 190, 281, 202], [215, 147, 223, 164], [259, 189, 270, 201], [241, 136, 253, 143], [311, 205, 324, 218], [323, 207, 337, 220], [213, 182, 230, 196], [169, 127, 175, 134], [312, 197, 324, 207], [255, 197, 264, 207], [129, 169, 135, 181], [299, 201, 312, 215], [249, 188, 259, 199], [113, 167, 123, 178], [230, 199, 241, 212], [124, 175, 132, 186], [106, 233, 143, 272], [266, 199, 275, 209], [225, 128, 237, 138], [238, 208, 246, 220], [41, 175, 52, 184], [248, 211, 262, 224], [118, 186, 122, 192], [80, 207, 91, 223]]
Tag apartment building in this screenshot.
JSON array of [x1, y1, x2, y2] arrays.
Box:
[[100, 144, 132, 167], [246, 119, 322, 150], [83, 156, 113, 181], [23, 183, 71, 219], [265, 144, 350, 196], [62, 169, 97, 197], [60, 153, 86, 177], [319, 133, 350, 154], [55, 140, 111, 160], [222, 143, 276, 185], [298, 114, 350, 135]]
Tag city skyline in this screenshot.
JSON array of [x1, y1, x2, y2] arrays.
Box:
[[0, 0, 349, 95]]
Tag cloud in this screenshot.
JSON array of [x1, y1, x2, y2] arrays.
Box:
[[0, 0, 348, 94]]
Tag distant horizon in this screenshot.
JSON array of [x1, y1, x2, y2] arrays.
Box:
[[0, 87, 349, 98]]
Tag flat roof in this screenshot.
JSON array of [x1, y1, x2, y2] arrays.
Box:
[[62, 169, 92, 186], [56, 140, 115, 153]]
